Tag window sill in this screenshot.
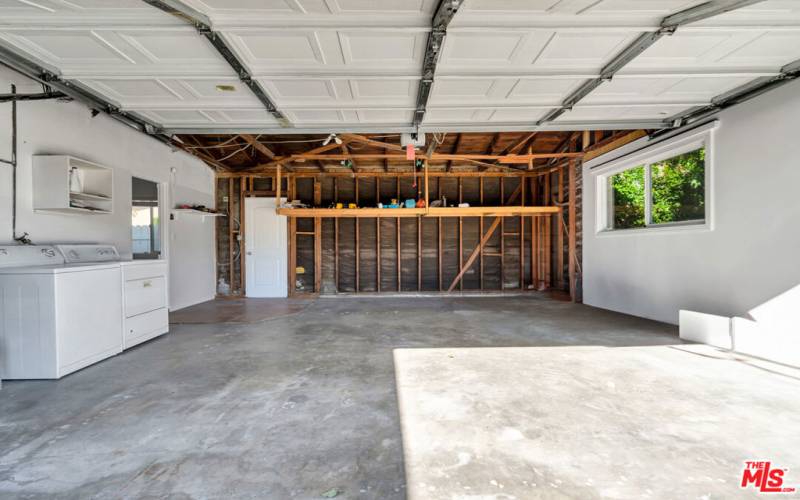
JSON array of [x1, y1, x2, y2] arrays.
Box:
[[596, 220, 710, 237]]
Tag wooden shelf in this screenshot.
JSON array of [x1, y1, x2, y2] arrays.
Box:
[[277, 206, 560, 218], [426, 206, 561, 217], [277, 208, 426, 218]]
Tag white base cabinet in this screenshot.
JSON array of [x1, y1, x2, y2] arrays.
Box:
[[121, 260, 169, 349]]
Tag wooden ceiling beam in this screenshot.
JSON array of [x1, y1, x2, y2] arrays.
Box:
[[181, 136, 231, 171], [240, 134, 276, 160], [341, 142, 359, 173], [584, 130, 648, 162], [271, 152, 582, 162], [447, 133, 462, 172], [218, 170, 539, 179], [499, 132, 538, 156], [340, 133, 404, 152]]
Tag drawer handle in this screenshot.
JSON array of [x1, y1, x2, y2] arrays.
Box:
[[143, 281, 152, 288]]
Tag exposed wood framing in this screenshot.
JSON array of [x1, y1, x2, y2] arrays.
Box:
[[448, 216, 502, 292], [584, 130, 648, 162], [568, 158, 578, 302], [241, 134, 276, 159]]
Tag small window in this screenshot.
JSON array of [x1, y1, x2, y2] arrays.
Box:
[[132, 177, 161, 259], [610, 165, 646, 229], [605, 146, 706, 231], [650, 148, 705, 224]]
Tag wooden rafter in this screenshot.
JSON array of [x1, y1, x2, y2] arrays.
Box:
[[499, 132, 537, 156], [544, 132, 578, 168], [341, 142, 358, 172], [584, 130, 648, 162], [182, 137, 231, 171], [240, 134, 275, 159], [264, 152, 583, 164], [447, 133, 462, 172], [340, 133, 404, 152]]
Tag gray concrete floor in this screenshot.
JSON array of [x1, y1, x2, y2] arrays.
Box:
[[1, 296, 798, 499]]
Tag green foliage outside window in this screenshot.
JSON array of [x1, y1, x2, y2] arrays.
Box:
[[650, 148, 705, 224], [609, 147, 705, 230], [611, 166, 645, 229]]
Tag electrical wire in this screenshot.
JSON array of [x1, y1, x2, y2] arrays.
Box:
[[217, 143, 253, 161], [185, 142, 249, 149]]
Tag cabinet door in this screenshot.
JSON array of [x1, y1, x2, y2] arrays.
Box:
[[55, 268, 123, 374]]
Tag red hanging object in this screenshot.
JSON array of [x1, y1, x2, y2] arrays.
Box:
[[406, 143, 415, 160]]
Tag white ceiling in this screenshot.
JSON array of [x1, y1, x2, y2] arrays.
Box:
[[0, 0, 798, 133]]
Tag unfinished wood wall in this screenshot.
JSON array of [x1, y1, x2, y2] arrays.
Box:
[[288, 174, 566, 295], [213, 169, 581, 297]]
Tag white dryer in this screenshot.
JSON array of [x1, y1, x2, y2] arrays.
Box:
[[0, 245, 123, 379]]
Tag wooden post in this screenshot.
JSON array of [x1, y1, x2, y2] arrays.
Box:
[[276, 163, 282, 203], [500, 177, 505, 291], [335, 218, 339, 292], [355, 217, 360, 293], [424, 160, 429, 209], [544, 174, 551, 288], [438, 179, 442, 291], [557, 165, 565, 289], [376, 217, 381, 292], [397, 217, 401, 291], [458, 177, 463, 291], [314, 217, 321, 293], [480, 177, 484, 290], [289, 217, 296, 296], [519, 177, 524, 290], [568, 158, 577, 302], [417, 218, 422, 291]]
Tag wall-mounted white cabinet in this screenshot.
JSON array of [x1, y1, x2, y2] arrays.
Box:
[[32, 155, 113, 215]]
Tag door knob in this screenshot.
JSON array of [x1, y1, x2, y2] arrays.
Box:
[[247, 251, 253, 256]]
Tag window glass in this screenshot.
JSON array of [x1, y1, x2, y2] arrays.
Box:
[[650, 148, 705, 224], [610, 165, 645, 229], [132, 177, 161, 259]]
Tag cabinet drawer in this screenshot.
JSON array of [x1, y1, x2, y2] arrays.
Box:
[[123, 261, 167, 281], [124, 276, 166, 317], [124, 308, 168, 349]]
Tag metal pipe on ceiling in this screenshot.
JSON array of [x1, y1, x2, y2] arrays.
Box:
[[536, 0, 769, 127], [0, 44, 175, 147], [141, 0, 289, 127]]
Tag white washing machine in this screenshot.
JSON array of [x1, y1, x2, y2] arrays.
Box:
[[0, 244, 123, 379]]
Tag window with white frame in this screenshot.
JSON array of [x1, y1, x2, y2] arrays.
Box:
[[603, 142, 707, 231]]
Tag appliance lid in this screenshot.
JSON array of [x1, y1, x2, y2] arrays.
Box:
[[0, 245, 65, 268], [56, 244, 120, 263]]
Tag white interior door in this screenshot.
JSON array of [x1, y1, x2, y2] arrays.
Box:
[[245, 198, 288, 298]]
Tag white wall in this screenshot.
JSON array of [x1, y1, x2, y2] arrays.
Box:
[[583, 78, 800, 326], [0, 67, 216, 311]]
